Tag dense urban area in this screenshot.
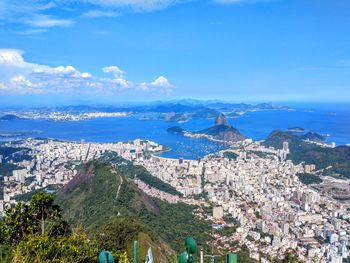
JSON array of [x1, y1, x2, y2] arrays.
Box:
[[1, 133, 349, 263]]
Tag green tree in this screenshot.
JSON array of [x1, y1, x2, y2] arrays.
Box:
[[96, 217, 143, 253], [11, 229, 98, 263], [0, 192, 72, 261], [284, 251, 297, 262], [30, 192, 64, 235], [0, 202, 34, 245]]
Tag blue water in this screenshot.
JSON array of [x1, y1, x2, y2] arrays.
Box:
[[0, 103, 349, 159], [0, 117, 227, 159]]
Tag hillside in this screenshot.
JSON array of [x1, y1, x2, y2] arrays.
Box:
[[195, 113, 246, 142], [0, 144, 33, 198], [56, 156, 211, 257], [300, 131, 325, 143], [264, 130, 350, 178], [196, 124, 245, 142]]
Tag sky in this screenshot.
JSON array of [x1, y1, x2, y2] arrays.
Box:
[[0, 0, 350, 106]]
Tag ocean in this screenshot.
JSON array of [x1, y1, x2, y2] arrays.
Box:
[[0, 103, 349, 159]]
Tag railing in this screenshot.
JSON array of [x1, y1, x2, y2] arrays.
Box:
[[98, 237, 238, 263]]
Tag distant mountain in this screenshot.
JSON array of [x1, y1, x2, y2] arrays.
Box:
[[167, 126, 185, 135], [195, 113, 246, 142], [265, 130, 325, 146], [300, 132, 325, 143], [7, 101, 291, 120], [0, 114, 22, 120], [264, 130, 300, 148], [264, 130, 350, 178]]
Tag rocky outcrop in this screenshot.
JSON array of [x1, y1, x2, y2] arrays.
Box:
[[196, 113, 245, 142], [215, 113, 229, 126]]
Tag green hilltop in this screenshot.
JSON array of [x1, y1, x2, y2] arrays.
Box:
[[56, 153, 211, 259], [264, 130, 350, 178]]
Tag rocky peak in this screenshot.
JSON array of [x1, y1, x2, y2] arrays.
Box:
[[215, 113, 229, 126]]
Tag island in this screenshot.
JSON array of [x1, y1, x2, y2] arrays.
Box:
[[168, 113, 246, 143], [193, 113, 246, 142], [0, 114, 23, 121]]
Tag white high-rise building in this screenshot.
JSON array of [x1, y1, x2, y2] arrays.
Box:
[[13, 169, 27, 184], [283, 141, 290, 153], [213, 206, 224, 220]]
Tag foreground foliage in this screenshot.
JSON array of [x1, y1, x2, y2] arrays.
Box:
[[0, 192, 127, 262], [12, 230, 98, 263]]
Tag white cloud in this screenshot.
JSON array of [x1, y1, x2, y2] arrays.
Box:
[[81, 72, 92, 78], [137, 76, 173, 93], [0, 0, 191, 32], [26, 14, 74, 28], [112, 78, 130, 88], [0, 49, 49, 81], [15, 29, 48, 35], [0, 49, 44, 68], [0, 75, 40, 93], [73, 0, 183, 12], [0, 0, 274, 31], [82, 10, 121, 18], [0, 49, 174, 95], [151, 76, 172, 88], [102, 65, 125, 78], [0, 1, 70, 30], [0, 49, 26, 66]]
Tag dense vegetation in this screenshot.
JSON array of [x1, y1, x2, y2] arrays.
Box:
[[264, 130, 350, 178], [0, 163, 18, 177], [57, 159, 211, 255], [297, 173, 322, 185], [0, 145, 32, 163], [0, 192, 99, 262], [0, 191, 163, 262], [196, 124, 245, 142], [0, 145, 34, 199]]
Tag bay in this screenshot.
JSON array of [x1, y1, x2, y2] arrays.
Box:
[[0, 103, 349, 159]]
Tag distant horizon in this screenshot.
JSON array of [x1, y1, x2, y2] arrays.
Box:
[[0, 98, 349, 110]]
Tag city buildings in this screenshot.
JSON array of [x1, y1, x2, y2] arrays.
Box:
[[1, 138, 349, 262]]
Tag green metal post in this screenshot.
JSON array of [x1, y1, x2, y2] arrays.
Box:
[[134, 240, 138, 263]]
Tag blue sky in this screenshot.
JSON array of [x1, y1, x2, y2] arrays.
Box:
[[0, 0, 350, 106]]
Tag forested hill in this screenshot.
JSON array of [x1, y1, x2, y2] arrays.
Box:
[[264, 130, 350, 178], [56, 154, 211, 256]]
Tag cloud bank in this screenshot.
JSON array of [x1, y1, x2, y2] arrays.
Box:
[[0, 49, 173, 95]]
